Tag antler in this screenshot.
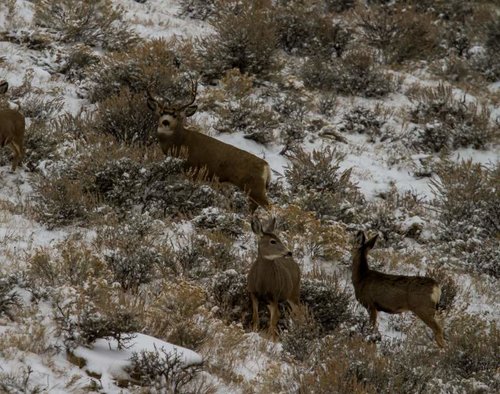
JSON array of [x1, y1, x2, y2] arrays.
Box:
[[177, 77, 198, 111]]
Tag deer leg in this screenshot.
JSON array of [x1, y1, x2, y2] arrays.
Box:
[[368, 306, 378, 329], [287, 299, 302, 320], [414, 308, 446, 348], [267, 301, 279, 340], [250, 293, 259, 331], [10, 142, 22, 171]]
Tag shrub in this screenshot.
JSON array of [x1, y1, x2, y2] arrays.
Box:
[[90, 89, 157, 145], [59, 45, 100, 82], [431, 160, 500, 242], [128, 347, 202, 391], [0, 278, 20, 320], [356, 5, 439, 64], [178, 0, 216, 20], [88, 38, 200, 103], [209, 269, 249, 324], [441, 315, 499, 384], [405, 84, 497, 151], [31, 174, 97, 229], [426, 266, 458, 311], [0, 367, 43, 394], [54, 280, 140, 349], [97, 214, 164, 291], [21, 94, 64, 122], [465, 238, 500, 279], [23, 120, 65, 171], [199, 3, 278, 79], [338, 105, 393, 142], [144, 281, 208, 350], [281, 307, 320, 361], [302, 49, 396, 97], [300, 277, 352, 334], [34, 0, 138, 50], [273, 1, 352, 57], [284, 147, 363, 223]]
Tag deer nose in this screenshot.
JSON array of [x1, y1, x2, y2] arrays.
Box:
[[286, 251, 293, 257], [162, 119, 170, 126]]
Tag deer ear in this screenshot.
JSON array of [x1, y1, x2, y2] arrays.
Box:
[[365, 234, 379, 250], [251, 217, 263, 236], [184, 105, 198, 117], [355, 231, 365, 247], [264, 217, 276, 233], [147, 97, 159, 114]]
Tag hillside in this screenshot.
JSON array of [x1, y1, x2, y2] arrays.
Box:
[[0, 1, 499, 393]]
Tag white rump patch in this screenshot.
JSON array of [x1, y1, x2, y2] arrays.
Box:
[[431, 285, 441, 304]]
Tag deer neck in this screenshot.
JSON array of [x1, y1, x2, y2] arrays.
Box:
[[352, 250, 369, 285]]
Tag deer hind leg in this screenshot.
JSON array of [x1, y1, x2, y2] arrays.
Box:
[[414, 308, 446, 348], [368, 306, 378, 329], [10, 141, 22, 171], [267, 301, 280, 340], [250, 293, 260, 331]]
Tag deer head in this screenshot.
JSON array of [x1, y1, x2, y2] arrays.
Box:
[[251, 217, 292, 260]]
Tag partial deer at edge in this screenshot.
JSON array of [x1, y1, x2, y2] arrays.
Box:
[[0, 80, 25, 171], [248, 217, 301, 340], [352, 231, 445, 348], [147, 80, 271, 212]]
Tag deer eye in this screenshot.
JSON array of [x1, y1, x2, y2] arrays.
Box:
[[162, 119, 170, 126], [270, 239, 277, 245]]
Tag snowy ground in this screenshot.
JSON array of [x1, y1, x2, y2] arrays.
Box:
[[0, 1, 499, 393]]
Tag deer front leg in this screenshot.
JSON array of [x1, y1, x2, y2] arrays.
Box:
[[250, 293, 259, 331], [267, 301, 280, 341]]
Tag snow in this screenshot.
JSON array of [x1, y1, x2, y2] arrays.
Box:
[[73, 333, 203, 380]]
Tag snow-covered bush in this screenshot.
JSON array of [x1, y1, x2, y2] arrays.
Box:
[[20, 94, 64, 122], [431, 160, 499, 242], [300, 277, 352, 334], [273, 1, 351, 57], [88, 39, 199, 103], [34, 0, 138, 50], [339, 106, 392, 142], [356, 4, 439, 64], [178, 0, 216, 20], [406, 84, 496, 151], [209, 270, 248, 324], [193, 209, 245, 238], [302, 49, 396, 98], [59, 45, 100, 82], [426, 267, 458, 311], [32, 175, 96, 229], [0, 278, 19, 320], [90, 89, 157, 145], [281, 307, 320, 361], [97, 215, 164, 291], [465, 239, 500, 279], [284, 147, 363, 223], [129, 347, 202, 391], [199, 3, 278, 79]]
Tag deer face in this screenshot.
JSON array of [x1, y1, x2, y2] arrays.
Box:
[[147, 97, 198, 137], [252, 217, 292, 260]]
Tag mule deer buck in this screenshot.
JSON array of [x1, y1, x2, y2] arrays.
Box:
[[0, 80, 25, 171], [352, 231, 445, 348], [248, 217, 301, 340], [147, 80, 271, 212]]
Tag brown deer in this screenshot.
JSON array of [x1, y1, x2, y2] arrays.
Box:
[[248, 217, 301, 340], [146, 80, 271, 212], [0, 80, 25, 171], [352, 231, 445, 348]]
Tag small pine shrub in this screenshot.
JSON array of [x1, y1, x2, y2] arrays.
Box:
[[34, 0, 138, 50], [199, 3, 278, 79]]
